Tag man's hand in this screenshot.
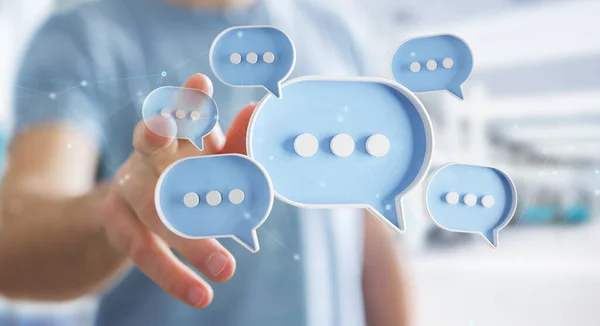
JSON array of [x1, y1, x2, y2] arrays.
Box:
[[93, 74, 255, 308]]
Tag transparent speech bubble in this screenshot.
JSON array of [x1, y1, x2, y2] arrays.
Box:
[[156, 154, 274, 253], [425, 164, 518, 248], [391, 34, 473, 100], [210, 25, 296, 98], [247, 76, 434, 233], [142, 86, 219, 151]]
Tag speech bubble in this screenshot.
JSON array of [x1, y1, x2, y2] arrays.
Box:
[[425, 164, 518, 248], [210, 25, 296, 98], [142, 86, 219, 151], [156, 154, 274, 252], [391, 34, 473, 100], [247, 76, 434, 233]]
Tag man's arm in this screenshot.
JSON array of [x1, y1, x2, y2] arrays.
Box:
[[362, 212, 413, 326], [0, 125, 127, 301]]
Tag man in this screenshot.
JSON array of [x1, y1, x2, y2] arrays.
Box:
[[0, 0, 410, 325]]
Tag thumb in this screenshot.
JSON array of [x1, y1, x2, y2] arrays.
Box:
[[133, 115, 178, 158], [220, 103, 257, 155]]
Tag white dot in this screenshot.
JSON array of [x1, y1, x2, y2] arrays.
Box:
[[263, 52, 275, 64], [426, 60, 438, 71], [80, 80, 88, 87], [183, 193, 200, 208], [293, 254, 301, 261], [124, 174, 131, 180], [230, 53, 242, 64], [49, 92, 57, 100], [66, 143, 72, 149], [246, 52, 258, 64], [463, 194, 477, 206], [161, 108, 171, 118], [445, 192, 460, 205], [175, 110, 186, 119], [206, 191, 222, 206], [409, 62, 421, 73], [481, 195, 495, 208], [330, 133, 355, 158], [244, 212, 252, 219], [190, 111, 201, 120], [366, 134, 390, 157], [442, 58, 454, 69], [229, 189, 245, 204], [294, 133, 319, 158]]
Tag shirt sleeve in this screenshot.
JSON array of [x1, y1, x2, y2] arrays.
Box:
[[12, 12, 104, 144]]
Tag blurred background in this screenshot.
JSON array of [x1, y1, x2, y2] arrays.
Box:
[[1, 0, 599, 325]]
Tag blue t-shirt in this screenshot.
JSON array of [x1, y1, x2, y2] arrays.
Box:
[[14, 0, 366, 325]]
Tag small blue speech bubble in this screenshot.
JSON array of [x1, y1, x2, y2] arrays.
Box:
[[210, 26, 296, 98], [142, 87, 219, 151], [391, 34, 473, 100], [247, 76, 434, 233], [425, 164, 518, 248], [156, 154, 274, 253]]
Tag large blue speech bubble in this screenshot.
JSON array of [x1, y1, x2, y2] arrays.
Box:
[[247, 77, 434, 233], [210, 26, 296, 98], [425, 164, 518, 248], [156, 154, 274, 253], [391, 34, 473, 100], [142, 87, 219, 151]]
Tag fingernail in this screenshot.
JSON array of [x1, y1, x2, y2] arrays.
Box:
[[187, 287, 205, 307], [205, 252, 228, 276]]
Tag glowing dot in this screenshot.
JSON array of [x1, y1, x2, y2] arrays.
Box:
[[293, 254, 301, 261], [343, 105, 350, 112], [552, 170, 557, 176], [80, 80, 88, 87], [513, 124, 519, 129], [49, 92, 57, 100], [385, 204, 392, 210], [269, 156, 275, 161], [375, 193, 381, 198], [410, 52, 416, 57], [66, 143, 72, 149], [595, 190, 600, 196], [124, 174, 131, 181], [319, 182, 326, 188], [539, 171, 545, 177], [336, 115, 345, 123], [237, 31, 244, 38], [244, 212, 252, 220], [118, 179, 125, 186], [183, 193, 200, 208], [161, 71, 167, 77], [137, 91, 143, 97], [595, 169, 599, 175]]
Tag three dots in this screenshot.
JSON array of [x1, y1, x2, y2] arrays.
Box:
[[230, 52, 276, 65], [410, 58, 454, 73], [183, 189, 246, 208], [444, 192, 495, 208], [161, 108, 203, 120], [294, 133, 390, 158]]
